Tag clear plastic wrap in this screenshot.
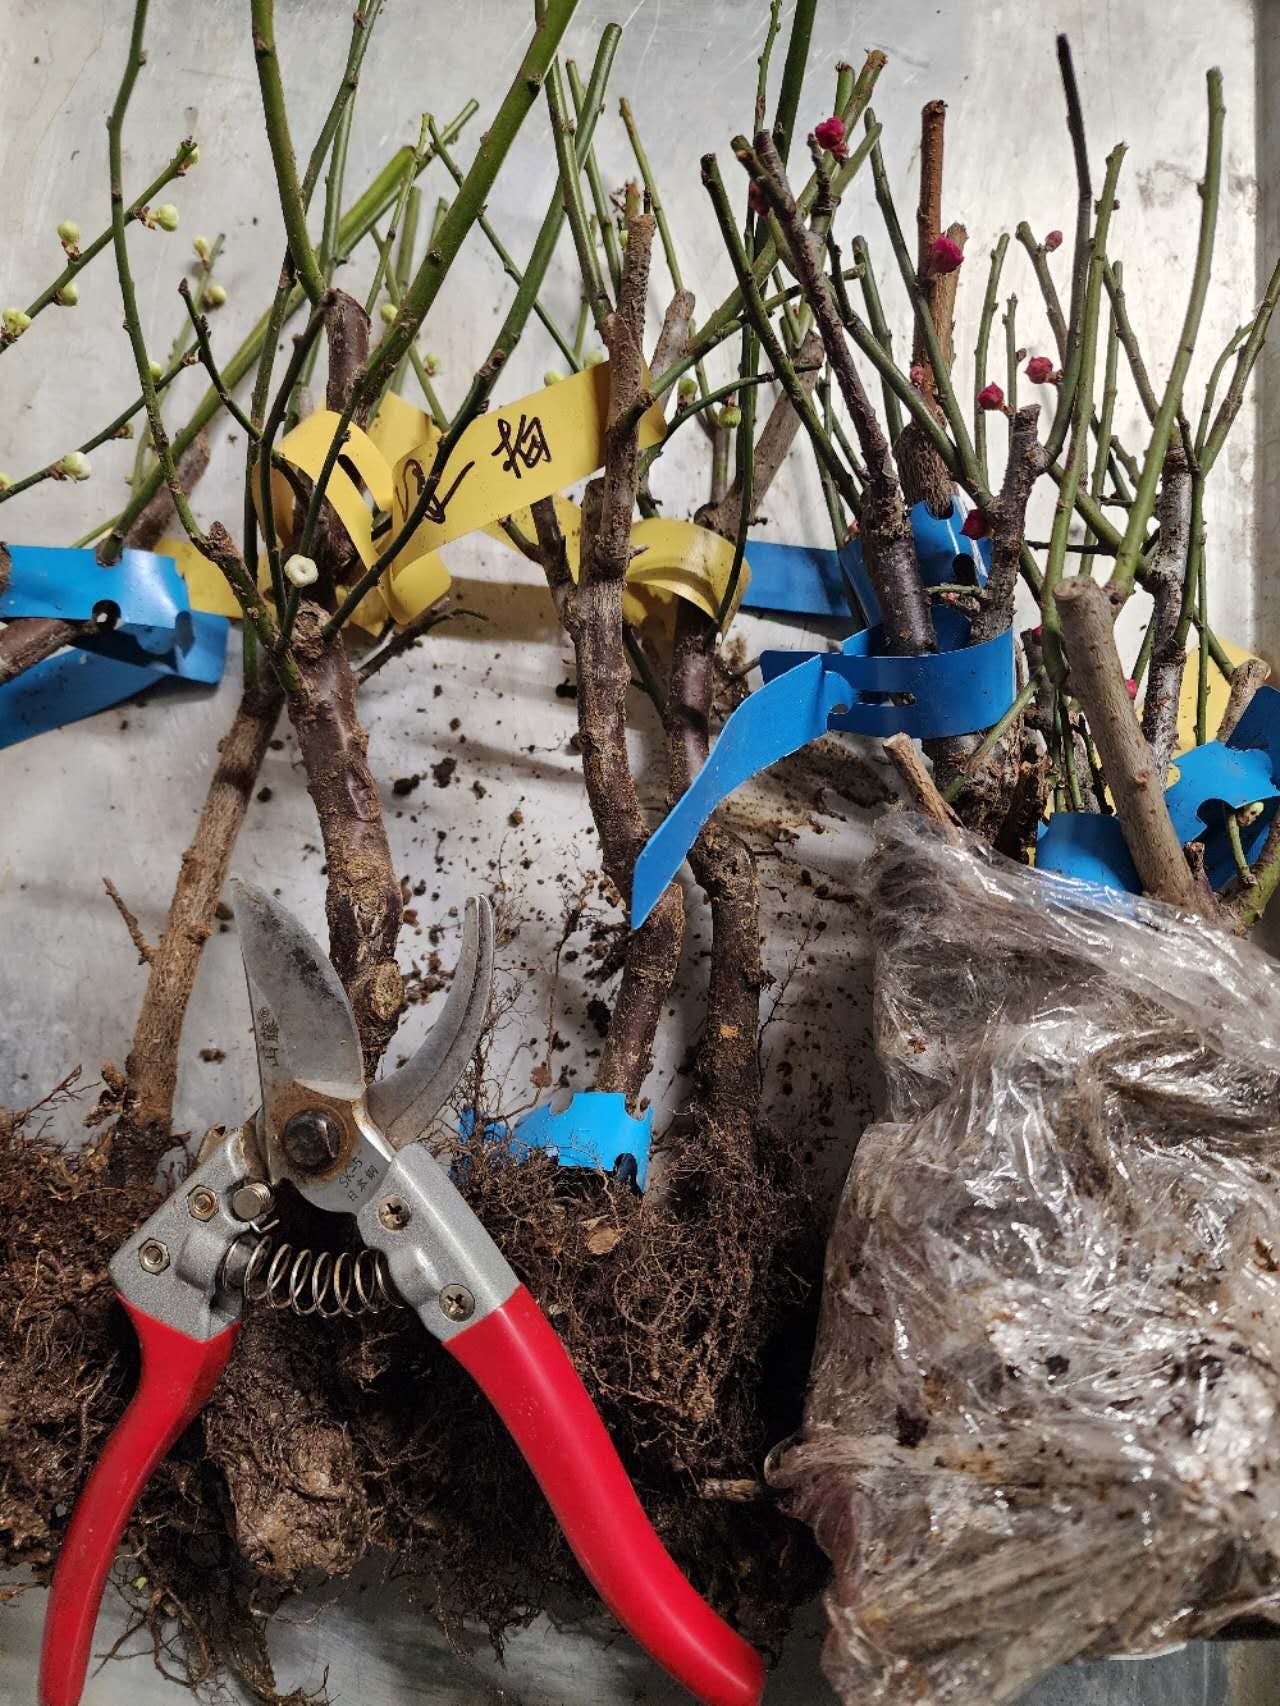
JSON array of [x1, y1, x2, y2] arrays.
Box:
[[771, 814, 1280, 1704]]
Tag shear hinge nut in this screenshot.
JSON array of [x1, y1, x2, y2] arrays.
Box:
[[187, 1186, 219, 1220], [138, 1239, 170, 1274]]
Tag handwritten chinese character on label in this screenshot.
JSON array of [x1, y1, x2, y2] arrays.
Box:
[[491, 413, 551, 480], [400, 454, 475, 527]]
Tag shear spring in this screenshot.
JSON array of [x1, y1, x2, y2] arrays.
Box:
[[232, 1227, 398, 1319]]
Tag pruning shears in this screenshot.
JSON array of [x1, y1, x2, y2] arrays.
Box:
[[38, 881, 764, 1706]]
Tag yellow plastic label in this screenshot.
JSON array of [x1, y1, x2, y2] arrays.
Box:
[[160, 533, 243, 619], [488, 500, 748, 631], [389, 364, 666, 561]]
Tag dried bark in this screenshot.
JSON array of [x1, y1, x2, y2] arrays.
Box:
[[1139, 445, 1193, 784], [971, 405, 1046, 643], [534, 215, 685, 1103], [883, 732, 963, 842], [664, 359, 825, 1132], [697, 332, 823, 541], [98, 681, 283, 1175], [752, 130, 931, 655], [665, 602, 764, 1125], [289, 603, 404, 1072], [312, 290, 373, 606], [1055, 576, 1212, 916], [0, 615, 87, 684], [898, 99, 965, 517], [933, 408, 1046, 825], [1218, 657, 1271, 740], [651, 287, 696, 380], [117, 432, 213, 553]]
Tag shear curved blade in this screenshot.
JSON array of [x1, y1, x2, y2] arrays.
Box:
[[229, 877, 367, 1111], [366, 894, 495, 1149]]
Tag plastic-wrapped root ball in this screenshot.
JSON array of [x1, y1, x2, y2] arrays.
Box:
[[770, 814, 1280, 1706]]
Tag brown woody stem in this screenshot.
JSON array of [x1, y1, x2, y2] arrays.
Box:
[[288, 605, 404, 1071], [102, 683, 283, 1174], [1139, 446, 1193, 784], [540, 212, 682, 1104], [736, 129, 932, 654], [1055, 576, 1210, 915]]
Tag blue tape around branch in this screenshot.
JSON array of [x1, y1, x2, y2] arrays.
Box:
[[1036, 685, 1280, 894], [511, 1091, 653, 1191], [632, 601, 1014, 925], [0, 545, 228, 747], [740, 496, 990, 622]]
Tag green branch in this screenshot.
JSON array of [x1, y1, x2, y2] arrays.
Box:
[[97, 142, 457, 560], [106, 0, 286, 675], [1041, 144, 1125, 678], [430, 116, 579, 366], [1111, 69, 1225, 597], [250, 0, 326, 302], [2, 138, 197, 351]]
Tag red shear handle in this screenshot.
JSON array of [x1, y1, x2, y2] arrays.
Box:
[[448, 1284, 765, 1706], [39, 1299, 238, 1706]]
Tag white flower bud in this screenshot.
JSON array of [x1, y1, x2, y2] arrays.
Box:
[[55, 281, 79, 307], [153, 203, 180, 232], [284, 553, 318, 588], [60, 451, 92, 481], [57, 219, 81, 245], [583, 349, 606, 368], [2, 307, 32, 336], [185, 144, 200, 167], [676, 375, 697, 403], [149, 359, 164, 381], [192, 234, 211, 262], [1239, 800, 1266, 828], [718, 403, 743, 430], [0, 473, 11, 491], [205, 283, 227, 308], [422, 353, 440, 376], [379, 301, 397, 325], [543, 367, 566, 387]]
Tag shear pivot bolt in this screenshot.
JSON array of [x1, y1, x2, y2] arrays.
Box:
[[377, 1195, 411, 1231], [138, 1239, 170, 1274], [188, 1187, 218, 1220], [438, 1284, 475, 1322], [281, 1108, 344, 1172]]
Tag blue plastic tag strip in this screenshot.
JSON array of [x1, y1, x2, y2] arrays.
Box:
[[1, 544, 192, 656], [631, 603, 1014, 925], [1, 544, 228, 747], [740, 497, 990, 623], [1036, 685, 1280, 893], [0, 611, 229, 750], [456, 1092, 653, 1191], [511, 1091, 653, 1191]]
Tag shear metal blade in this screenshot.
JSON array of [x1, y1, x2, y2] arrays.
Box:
[[229, 878, 366, 1110], [366, 894, 495, 1148]]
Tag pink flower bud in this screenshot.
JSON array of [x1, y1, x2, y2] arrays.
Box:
[[909, 363, 927, 388], [1025, 355, 1056, 385], [1029, 625, 1044, 642], [977, 381, 1005, 411], [1125, 677, 1139, 701], [813, 115, 847, 156], [961, 510, 990, 540], [748, 180, 768, 218], [1043, 229, 1063, 252], [929, 234, 965, 275]]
